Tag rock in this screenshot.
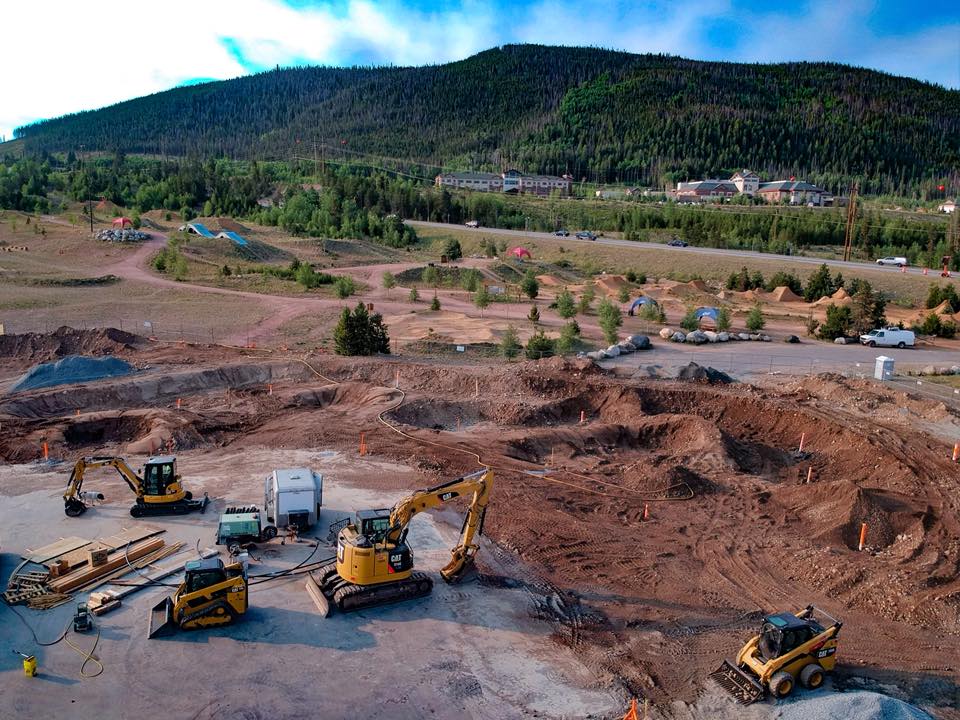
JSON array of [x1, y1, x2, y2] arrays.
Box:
[[604, 345, 621, 357], [671, 331, 686, 342], [760, 335, 772, 342], [685, 330, 708, 344], [586, 351, 605, 361], [834, 337, 848, 345], [738, 333, 752, 341], [749, 334, 762, 341], [784, 335, 799, 343], [951, 365, 960, 375], [716, 332, 730, 342], [676, 362, 733, 384], [617, 342, 636, 354], [631, 335, 652, 350], [703, 330, 718, 343], [659, 327, 674, 339]]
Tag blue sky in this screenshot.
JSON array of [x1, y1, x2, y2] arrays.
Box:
[[2, 0, 958, 141]]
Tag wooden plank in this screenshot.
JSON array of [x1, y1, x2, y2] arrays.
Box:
[[97, 525, 165, 550], [48, 538, 165, 594], [47, 542, 111, 571], [22, 536, 91, 564]]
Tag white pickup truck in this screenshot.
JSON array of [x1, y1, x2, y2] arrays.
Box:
[[860, 327, 915, 348], [876, 256, 908, 267]]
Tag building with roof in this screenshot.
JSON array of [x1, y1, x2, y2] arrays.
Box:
[[435, 169, 572, 196], [731, 170, 760, 195], [938, 199, 956, 214], [756, 180, 829, 206], [675, 179, 739, 202]]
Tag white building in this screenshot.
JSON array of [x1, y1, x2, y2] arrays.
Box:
[[435, 169, 572, 196], [939, 199, 956, 214]]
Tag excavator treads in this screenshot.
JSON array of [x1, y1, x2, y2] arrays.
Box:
[[147, 597, 177, 639], [710, 660, 765, 704]]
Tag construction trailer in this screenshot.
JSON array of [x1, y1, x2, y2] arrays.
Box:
[[264, 468, 323, 529]]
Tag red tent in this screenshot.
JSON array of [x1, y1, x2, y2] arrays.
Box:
[[509, 247, 532, 259], [112, 217, 132, 228]]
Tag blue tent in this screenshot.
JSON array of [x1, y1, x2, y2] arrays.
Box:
[[628, 297, 658, 315], [217, 230, 248, 247], [187, 222, 215, 238], [694, 307, 719, 320]]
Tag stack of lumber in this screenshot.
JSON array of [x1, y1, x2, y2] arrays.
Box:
[[48, 538, 174, 594]]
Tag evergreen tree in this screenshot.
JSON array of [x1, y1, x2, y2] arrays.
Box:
[[555, 289, 576, 319], [500, 325, 521, 359], [474, 284, 491, 317], [597, 297, 622, 344], [745, 303, 765, 331], [521, 269, 539, 299]]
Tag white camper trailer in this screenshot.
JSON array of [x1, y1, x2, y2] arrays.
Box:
[[264, 468, 323, 529]]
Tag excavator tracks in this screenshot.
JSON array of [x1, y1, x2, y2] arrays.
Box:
[[314, 561, 434, 614]]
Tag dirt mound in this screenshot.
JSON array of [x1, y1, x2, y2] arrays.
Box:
[[676, 362, 733, 384], [536, 274, 564, 287], [216, 217, 250, 233], [595, 275, 629, 296], [0, 327, 141, 363], [832, 287, 851, 300], [813, 294, 852, 307], [930, 299, 955, 316], [770, 286, 802, 302], [776, 479, 929, 550]]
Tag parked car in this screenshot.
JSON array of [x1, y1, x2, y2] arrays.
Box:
[[859, 327, 915, 348], [464, 220, 480, 229], [554, 229, 570, 237], [575, 231, 597, 241], [667, 238, 689, 247], [876, 256, 908, 267]]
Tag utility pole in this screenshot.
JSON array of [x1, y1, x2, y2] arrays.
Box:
[[842, 182, 859, 262]]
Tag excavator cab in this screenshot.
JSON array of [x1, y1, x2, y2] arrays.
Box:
[[355, 509, 392, 545], [142, 456, 179, 497]]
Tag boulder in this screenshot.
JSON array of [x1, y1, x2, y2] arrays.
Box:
[[586, 351, 606, 361], [618, 342, 636, 354], [834, 337, 848, 345], [951, 365, 960, 375], [716, 332, 730, 342], [738, 333, 752, 341], [604, 345, 621, 358], [703, 330, 719, 343], [784, 335, 800, 344], [676, 362, 733, 384], [659, 327, 674, 339], [760, 335, 772, 342], [671, 331, 686, 342], [631, 335, 652, 350], [749, 334, 762, 341]]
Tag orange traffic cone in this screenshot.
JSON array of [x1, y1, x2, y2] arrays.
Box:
[[623, 698, 640, 720]]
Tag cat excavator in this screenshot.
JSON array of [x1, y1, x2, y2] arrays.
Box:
[[148, 557, 248, 638], [310, 468, 493, 615], [63, 455, 208, 518]]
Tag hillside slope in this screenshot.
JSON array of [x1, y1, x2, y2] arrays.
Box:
[[11, 45, 960, 194]]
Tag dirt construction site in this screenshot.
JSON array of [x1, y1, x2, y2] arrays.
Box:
[[1, 329, 959, 719]]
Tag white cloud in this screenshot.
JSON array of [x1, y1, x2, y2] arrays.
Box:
[[1, 0, 955, 142]]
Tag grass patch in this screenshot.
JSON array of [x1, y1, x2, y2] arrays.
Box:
[[27, 274, 120, 287]]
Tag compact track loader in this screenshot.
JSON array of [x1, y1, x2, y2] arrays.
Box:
[[148, 557, 247, 638], [711, 605, 841, 703]]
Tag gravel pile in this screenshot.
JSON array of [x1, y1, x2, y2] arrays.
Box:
[[776, 691, 932, 720]]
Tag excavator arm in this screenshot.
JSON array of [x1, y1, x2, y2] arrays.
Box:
[[387, 468, 493, 583], [63, 456, 144, 516]]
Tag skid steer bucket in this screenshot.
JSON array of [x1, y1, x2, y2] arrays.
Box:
[[148, 597, 177, 639], [710, 660, 765, 704]]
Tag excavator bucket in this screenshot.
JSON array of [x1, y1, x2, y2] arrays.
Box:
[[710, 660, 765, 704], [147, 597, 178, 639]]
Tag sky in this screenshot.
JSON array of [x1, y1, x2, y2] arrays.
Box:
[[2, 0, 958, 141]]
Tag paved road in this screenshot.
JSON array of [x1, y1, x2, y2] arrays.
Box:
[[408, 220, 953, 278]]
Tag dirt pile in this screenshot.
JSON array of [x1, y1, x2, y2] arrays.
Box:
[[0, 327, 141, 364], [770, 285, 803, 302]]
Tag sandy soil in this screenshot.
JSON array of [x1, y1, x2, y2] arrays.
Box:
[[2, 338, 958, 718]]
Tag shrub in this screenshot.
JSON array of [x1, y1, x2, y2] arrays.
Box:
[[577, 286, 595, 314], [680, 307, 699, 331], [333, 302, 391, 356], [818, 304, 852, 340], [555, 289, 576, 319], [334, 275, 356, 299], [521, 270, 539, 299], [625, 270, 637, 283], [430, 295, 441, 311], [597, 297, 622, 344], [500, 325, 521, 359], [555, 321, 582, 354], [525, 330, 555, 359], [382, 271, 396, 292], [716, 307, 731, 331], [617, 287, 630, 303], [474, 285, 491, 316], [408, 287, 420, 302], [745, 304, 765, 332], [639, 302, 666, 323], [422, 265, 440, 287], [443, 239, 462, 261], [527, 305, 540, 323]]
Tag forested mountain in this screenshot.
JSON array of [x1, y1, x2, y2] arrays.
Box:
[[11, 45, 960, 196]]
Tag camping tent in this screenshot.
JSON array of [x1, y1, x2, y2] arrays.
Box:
[[694, 307, 719, 321], [628, 297, 657, 315], [509, 247, 532, 259], [112, 217, 132, 228]]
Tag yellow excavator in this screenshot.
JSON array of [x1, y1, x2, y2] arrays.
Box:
[[63, 455, 209, 518], [711, 605, 842, 703], [148, 557, 247, 638], [311, 468, 493, 615]]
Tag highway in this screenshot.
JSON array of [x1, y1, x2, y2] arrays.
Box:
[[407, 220, 946, 277]]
